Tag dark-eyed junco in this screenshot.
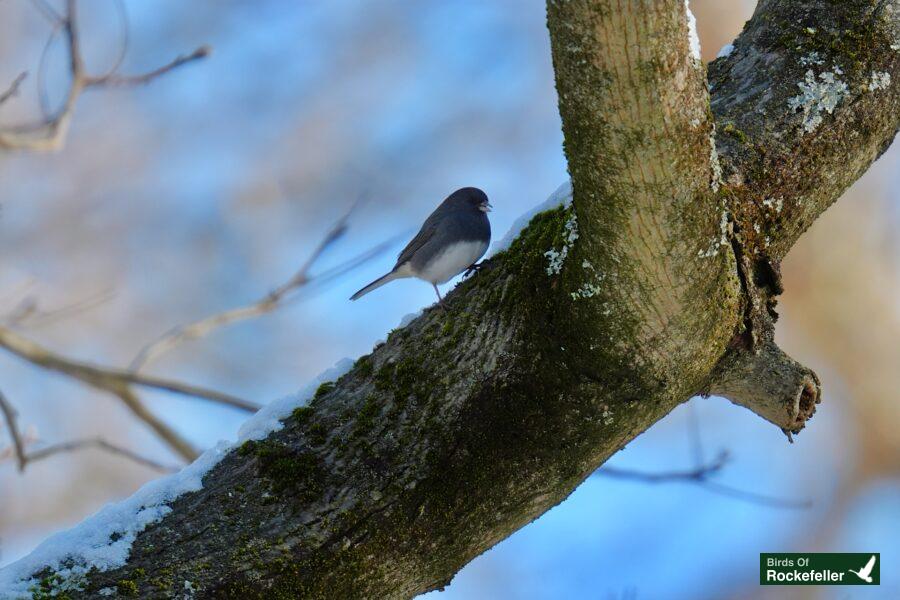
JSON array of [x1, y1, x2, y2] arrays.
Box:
[[351, 187, 492, 305]]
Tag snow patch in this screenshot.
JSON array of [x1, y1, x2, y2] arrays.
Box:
[[490, 180, 573, 256], [0, 356, 356, 598], [0, 442, 232, 598], [787, 68, 848, 133], [236, 358, 354, 442], [684, 1, 701, 61], [716, 43, 734, 59], [399, 311, 422, 328]]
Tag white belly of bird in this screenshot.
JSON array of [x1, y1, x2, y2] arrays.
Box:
[[415, 240, 488, 284]]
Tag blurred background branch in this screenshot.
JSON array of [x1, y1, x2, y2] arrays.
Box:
[[0, 388, 176, 473], [0, 0, 208, 152], [131, 197, 364, 372], [0, 72, 27, 106]]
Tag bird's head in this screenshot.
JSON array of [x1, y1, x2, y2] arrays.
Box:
[[449, 187, 492, 213]]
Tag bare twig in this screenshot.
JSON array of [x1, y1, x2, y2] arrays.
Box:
[[86, 46, 212, 87], [0, 390, 27, 471], [130, 199, 367, 371], [2, 289, 115, 328], [0, 0, 209, 152], [0, 72, 27, 106], [593, 402, 814, 510], [596, 452, 730, 483], [28, 0, 63, 25], [114, 386, 197, 461], [595, 451, 811, 509], [1, 388, 177, 473], [27, 438, 178, 473], [697, 480, 812, 509], [0, 325, 259, 412]]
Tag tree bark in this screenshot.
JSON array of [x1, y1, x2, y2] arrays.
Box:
[[5, 1, 898, 598]]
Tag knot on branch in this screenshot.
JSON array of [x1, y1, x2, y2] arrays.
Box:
[[708, 340, 821, 440]]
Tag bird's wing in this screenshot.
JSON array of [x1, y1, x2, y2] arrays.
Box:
[[395, 220, 438, 268], [861, 555, 876, 576]]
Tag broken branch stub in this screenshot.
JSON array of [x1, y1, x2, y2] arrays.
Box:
[[709, 340, 821, 439]]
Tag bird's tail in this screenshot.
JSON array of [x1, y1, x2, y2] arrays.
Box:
[[350, 271, 402, 300]]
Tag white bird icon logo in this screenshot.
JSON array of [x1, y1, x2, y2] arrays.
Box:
[[847, 555, 877, 583]]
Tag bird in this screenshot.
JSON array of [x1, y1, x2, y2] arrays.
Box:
[[848, 555, 877, 583], [351, 187, 492, 305]]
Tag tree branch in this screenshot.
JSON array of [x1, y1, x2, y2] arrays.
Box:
[[596, 452, 729, 483], [709, 341, 821, 440], [130, 199, 362, 372], [1, 388, 176, 473], [1, 0, 897, 597], [0, 72, 27, 107], [0, 0, 209, 152], [0, 390, 28, 472], [0, 326, 258, 413], [26, 438, 178, 473], [710, 0, 900, 262]]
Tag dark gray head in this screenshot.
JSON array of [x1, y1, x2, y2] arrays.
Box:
[[443, 187, 492, 214]]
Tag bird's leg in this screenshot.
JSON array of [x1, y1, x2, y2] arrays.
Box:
[[432, 284, 447, 310]]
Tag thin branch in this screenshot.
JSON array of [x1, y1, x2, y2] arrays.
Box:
[[1, 387, 177, 473], [28, 0, 63, 25], [86, 46, 212, 87], [596, 452, 729, 483], [0, 0, 210, 152], [2, 289, 115, 328], [130, 198, 366, 371], [0, 390, 27, 471], [27, 438, 178, 473], [0, 325, 260, 412], [114, 386, 197, 461], [594, 403, 815, 510], [698, 480, 813, 510], [0, 72, 28, 106], [595, 452, 811, 509]]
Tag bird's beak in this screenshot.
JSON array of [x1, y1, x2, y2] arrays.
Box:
[[480, 202, 492, 213]]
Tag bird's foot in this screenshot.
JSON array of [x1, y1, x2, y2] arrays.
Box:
[[463, 259, 490, 279]]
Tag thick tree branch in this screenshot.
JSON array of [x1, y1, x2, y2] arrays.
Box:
[[710, 0, 900, 261], [546, 0, 740, 378], [2, 1, 897, 598]]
